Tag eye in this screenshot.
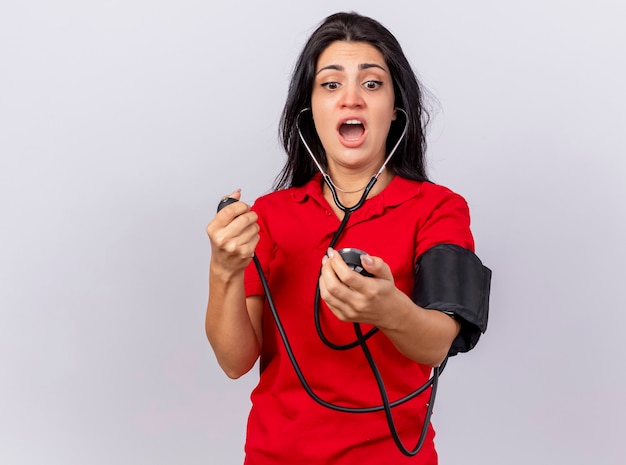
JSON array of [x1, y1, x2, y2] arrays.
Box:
[[321, 81, 341, 91], [363, 80, 383, 90]]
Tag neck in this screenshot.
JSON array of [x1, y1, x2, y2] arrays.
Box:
[[323, 168, 393, 212], [326, 175, 369, 194]]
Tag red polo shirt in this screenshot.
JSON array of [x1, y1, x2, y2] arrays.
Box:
[[243, 174, 474, 465]]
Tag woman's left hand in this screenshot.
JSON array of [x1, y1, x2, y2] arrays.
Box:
[[318, 248, 402, 328], [320, 247, 460, 366]]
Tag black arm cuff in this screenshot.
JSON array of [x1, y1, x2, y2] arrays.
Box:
[[412, 244, 491, 356]]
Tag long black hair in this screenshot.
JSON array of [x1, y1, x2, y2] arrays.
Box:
[[275, 11, 431, 190]]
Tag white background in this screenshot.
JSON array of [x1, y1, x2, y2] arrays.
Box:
[[1, 1, 625, 464]]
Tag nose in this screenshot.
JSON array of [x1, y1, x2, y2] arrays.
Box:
[[339, 82, 364, 109]]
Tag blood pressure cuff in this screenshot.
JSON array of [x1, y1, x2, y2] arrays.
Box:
[[412, 244, 491, 356]]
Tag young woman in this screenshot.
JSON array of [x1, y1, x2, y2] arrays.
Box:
[[205, 12, 490, 464]]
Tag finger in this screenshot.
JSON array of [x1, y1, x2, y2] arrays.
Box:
[[320, 252, 357, 305], [225, 189, 242, 200], [319, 255, 342, 300], [318, 274, 351, 320], [227, 222, 260, 255], [223, 211, 258, 238], [215, 201, 256, 226], [212, 212, 259, 251], [215, 189, 249, 219], [207, 209, 256, 249], [210, 222, 260, 266], [215, 189, 242, 214], [359, 254, 393, 280], [326, 248, 367, 288], [223, 233, 260, 259]]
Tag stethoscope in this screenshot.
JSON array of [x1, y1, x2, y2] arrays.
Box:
[[296, 107, 406, 214], [219, 107, 445, 457]]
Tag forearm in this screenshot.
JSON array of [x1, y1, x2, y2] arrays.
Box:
[[378, 291, 460, 367], [205, 266, 262, 379]]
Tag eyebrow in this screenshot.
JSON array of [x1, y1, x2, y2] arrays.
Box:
[[316, 63, 388, 75]]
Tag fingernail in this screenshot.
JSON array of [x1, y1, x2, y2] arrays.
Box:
[[322, 255, 328, 265], [326, 248, 335, 258], [362, 255, 373, 266]]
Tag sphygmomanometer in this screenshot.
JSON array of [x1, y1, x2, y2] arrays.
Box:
[[216, 108, 491, 456]]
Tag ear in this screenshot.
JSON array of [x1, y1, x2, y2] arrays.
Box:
[[392, 107, 398, 121]]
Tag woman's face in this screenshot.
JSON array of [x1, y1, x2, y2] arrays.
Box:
[[311, 41, 396, 174]]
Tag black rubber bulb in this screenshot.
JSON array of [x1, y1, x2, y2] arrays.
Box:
[[217, 197, 239, 213]]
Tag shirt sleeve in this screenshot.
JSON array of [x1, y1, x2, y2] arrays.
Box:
[[413, 186, 489, 355], [414, 188, 475, 262]]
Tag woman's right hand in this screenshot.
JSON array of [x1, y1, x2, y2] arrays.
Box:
[[205, 189, 263, 378], [206, 189, 260, 277]]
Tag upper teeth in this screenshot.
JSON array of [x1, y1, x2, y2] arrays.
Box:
[[345, 119, 362, 125]]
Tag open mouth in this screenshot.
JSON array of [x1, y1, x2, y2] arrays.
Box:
[[339, 119, 365, 141]]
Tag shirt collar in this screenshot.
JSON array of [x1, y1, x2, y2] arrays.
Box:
[[291, 173, 323, 203], [290, 173, 424, 214]]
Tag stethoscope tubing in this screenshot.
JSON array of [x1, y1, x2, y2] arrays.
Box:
[[249, 108, 445, 456], [253, 253, 441, 414]]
